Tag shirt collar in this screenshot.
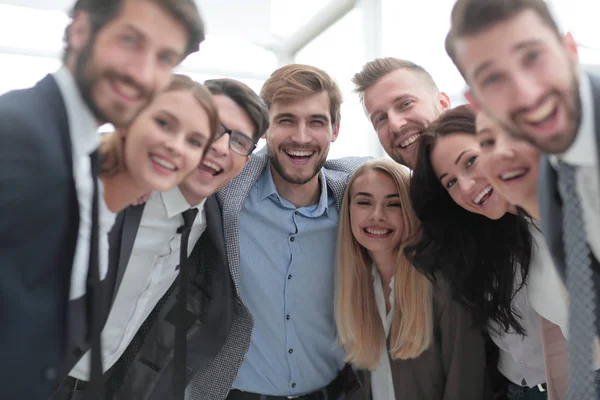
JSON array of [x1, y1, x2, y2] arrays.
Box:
[[52, 66, 99, 156], [555, 67, 596, 166], [161, 186, 206, 218], [257, 164, 332, 216]]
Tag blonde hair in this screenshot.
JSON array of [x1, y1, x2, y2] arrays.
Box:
[[101, 74, 219, 176], [260, 64, 342, 127], [335, 159, 433, 369]]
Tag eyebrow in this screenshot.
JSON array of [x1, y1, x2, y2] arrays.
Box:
[[454, 150, 468, 165], [122, 24, 183, 60], [353, 192, 400, 198], [472, 39, 543, 81], [476, 127, 492, 136]]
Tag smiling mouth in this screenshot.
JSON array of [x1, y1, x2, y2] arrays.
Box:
[[473, 185, 493, 205], [500, 168, 528, 181], [198, 160, 223, 176], [363, 227, 393, 237], [110, 79, 143, 102], [399, 133, 421, 149], [150, 154, 177, 171], [521, 97, 558, 127]]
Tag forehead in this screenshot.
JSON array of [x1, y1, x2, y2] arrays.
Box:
[[103, 0, 187, 53], [352, 169, 396, 193], [433, 134, 480, 165], [213, 95, 255, 137], [364, 69, 433, 113], [454, 10, 559, 81], [475, 112, 499, 133], [270, 91, 331, 119], [150, 90, 210, 131]]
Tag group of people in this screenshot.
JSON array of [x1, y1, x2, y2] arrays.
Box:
[[2, 0, 599, 399]]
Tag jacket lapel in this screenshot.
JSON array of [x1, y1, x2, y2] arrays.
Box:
[[217, 149, 269, 295]]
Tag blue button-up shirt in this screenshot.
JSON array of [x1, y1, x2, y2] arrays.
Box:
[[232, 165, 346, 396]]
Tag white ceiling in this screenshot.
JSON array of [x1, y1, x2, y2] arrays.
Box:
[[0, 0, 274, 42]]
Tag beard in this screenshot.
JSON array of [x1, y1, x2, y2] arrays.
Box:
[[73, 34, 153, 128], [268, 143, 329, 185]]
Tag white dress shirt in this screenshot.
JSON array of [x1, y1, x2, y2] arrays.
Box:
[[52, 67, 114, 300], [552, 68, 600, 262], [528, 224, 569, 337], [489, 280, 546, 387], [70, 188, 207, 379], [371, 267, 396, 400]]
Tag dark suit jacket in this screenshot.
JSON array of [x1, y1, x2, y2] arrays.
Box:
[[0, 75, 81, 398], [538, 70, 600, 332], [358, 280, 490, 400], [100, 196, 235, 399]]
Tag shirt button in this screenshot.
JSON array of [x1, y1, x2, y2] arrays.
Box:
[[289, 348, 294, 354], [288, 274, 292, 280], [520, 360, 526, 366], [290, 236, 295, 242], [295, 211, 299, 215], [292, 383, 296, 388], [286, 314, 290, 320]]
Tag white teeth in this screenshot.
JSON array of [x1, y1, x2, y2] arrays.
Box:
[[114, 81, 141, 99], [523, 98, 557, 123], [400, 134, 420, 148], [286, 149, 313, 157], [202, 160, 222, 173], [365, 228, 391, 235], [500, 169, 527, 180], [474, 186, 492, 205], [151, 155, 176, 171]]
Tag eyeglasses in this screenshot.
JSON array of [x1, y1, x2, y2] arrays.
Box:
[[215, 124, 257, 156]]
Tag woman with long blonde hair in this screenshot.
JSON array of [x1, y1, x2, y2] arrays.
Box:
[[335, 159, 489, 399]]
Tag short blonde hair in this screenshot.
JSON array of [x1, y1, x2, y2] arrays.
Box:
[[335, 159, 433, 369], [101, 74, 219, 176], [260, 64, 342, 127]]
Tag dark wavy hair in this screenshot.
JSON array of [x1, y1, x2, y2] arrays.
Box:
[[404, 104, 533, 335]]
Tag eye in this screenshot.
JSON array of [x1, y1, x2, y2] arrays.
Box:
[[387, 202, 401, 208], [187, 136, 204, 148], [375, 114, 388, 125], [121, 34, 138, 46], [155, 117, 170, 131], [482, 73, 501, 87], [524, 50, 541, 65], [465, 155, 477, 169], [158, 53, 176, 66], [311, 120, 325, 127], [399, 100, 414, 109], [356, 200, 371, 206], [480, 138, 494, 148], [445, 178, 457, 189], [278, 118, 294, 125]]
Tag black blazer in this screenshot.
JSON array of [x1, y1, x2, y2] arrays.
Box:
[[103, 195, 236, 399], [538, 70, 600, 332], [0, 75, 81, 399]]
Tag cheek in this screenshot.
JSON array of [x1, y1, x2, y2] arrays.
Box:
[[181, 147, 203, 174]]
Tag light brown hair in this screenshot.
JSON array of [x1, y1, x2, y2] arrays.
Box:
[[335, 159, 433, 369], [352, 57, 439, 104], [260, 64, 343, 127], [101, 74, 219, 176], [445, 0, 561, 77], [64, 0, 205, 62]]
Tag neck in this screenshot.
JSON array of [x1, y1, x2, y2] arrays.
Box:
[[522, 195, 541, 221], [370, 249, 398, 288], [270, 164, 321, 208], [180, 189, 205, 209], [101, 171, 148, 213]]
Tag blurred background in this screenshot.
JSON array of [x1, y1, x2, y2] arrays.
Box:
[[1, 0, 599, 158]]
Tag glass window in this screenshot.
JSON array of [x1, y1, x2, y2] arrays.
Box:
[[295, 8, 372, 159], [269, 0, 331, 39], [0, 54, 60, 95]]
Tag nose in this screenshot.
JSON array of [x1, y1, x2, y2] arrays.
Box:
[[494, 135, 515, 159], [164, 131, 185, 156], [290, 121, 311, 144], [458, 177, 476, 194], [369, 204, 386, 221], [125, 52, 156, 93], [388, 111, 407, 134], [209, 133, 230, 157], [512, 72, 545, 109]]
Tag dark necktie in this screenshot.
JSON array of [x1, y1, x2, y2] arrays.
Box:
[[86, 149, 104, 399], [173, 208, 199, 400], [558, 161, 597, 400]]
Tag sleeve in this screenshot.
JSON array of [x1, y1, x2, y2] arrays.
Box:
[[436, 282, 490, 400]]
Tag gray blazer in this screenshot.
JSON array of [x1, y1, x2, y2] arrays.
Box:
[[360, 280, 490, 400], [538, 70, 600, 332], [184, 148, 369, 399]]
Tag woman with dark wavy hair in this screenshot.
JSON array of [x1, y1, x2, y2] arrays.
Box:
[[405, 104, 551, 400]]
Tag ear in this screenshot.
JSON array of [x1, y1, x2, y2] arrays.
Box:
[[465, 91, 482, 112], [68, 11, 92, 55], [331, 120, 341, 143], [438, 92, 452, 112], [563, 32, 580, 64]]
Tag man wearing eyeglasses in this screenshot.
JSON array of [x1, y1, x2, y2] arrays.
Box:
[[61, 78, 269, 400]]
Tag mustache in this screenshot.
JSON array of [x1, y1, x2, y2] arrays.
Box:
[[510, 91, 560, 122]]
